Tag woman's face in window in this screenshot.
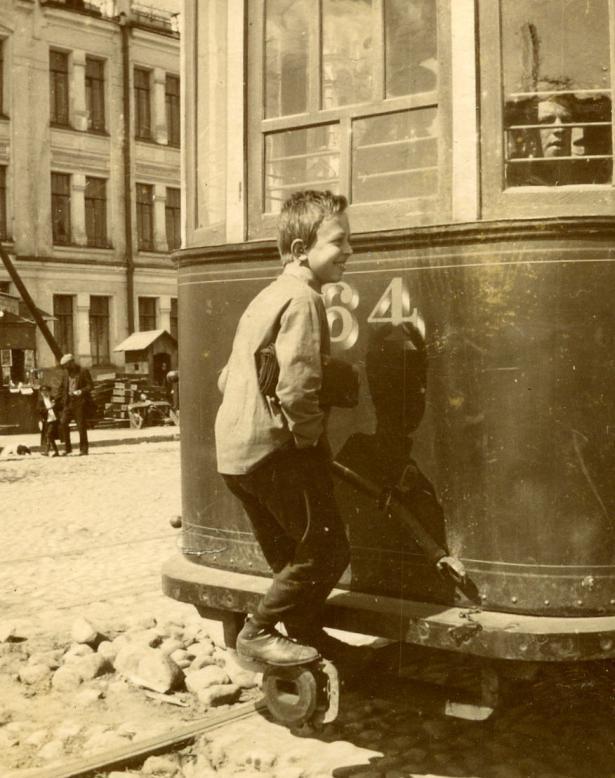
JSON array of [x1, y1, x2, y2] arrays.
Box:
[[538, 99, 573, 157]]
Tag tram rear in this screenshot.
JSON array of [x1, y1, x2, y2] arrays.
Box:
[[163, 0, 615, 683]]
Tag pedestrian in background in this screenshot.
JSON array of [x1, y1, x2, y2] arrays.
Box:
[[55, 354, 94, 456], [37, 384, 60, 457]]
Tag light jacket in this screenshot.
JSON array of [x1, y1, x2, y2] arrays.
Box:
[[215, 267, 330, 474]]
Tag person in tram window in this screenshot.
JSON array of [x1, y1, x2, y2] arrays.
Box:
[[38, 384, 60, 457], [215, 190, 359, 668], [55, 353, 94, 456]]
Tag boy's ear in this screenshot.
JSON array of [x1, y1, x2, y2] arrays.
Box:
[[290, 238, 307, 261]]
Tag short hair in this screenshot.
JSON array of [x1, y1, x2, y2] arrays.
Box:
[[277, 190, 348, 264]]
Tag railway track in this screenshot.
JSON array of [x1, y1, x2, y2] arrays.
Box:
[[12, 699, 266, 778]]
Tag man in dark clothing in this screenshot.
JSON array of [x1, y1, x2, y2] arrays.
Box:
[[55, 353, 94, 456]]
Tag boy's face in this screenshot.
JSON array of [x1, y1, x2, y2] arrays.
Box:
[[305, 213, 352, 286]]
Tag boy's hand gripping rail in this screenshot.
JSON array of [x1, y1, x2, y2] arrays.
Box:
[[331, 460, 467, 587]]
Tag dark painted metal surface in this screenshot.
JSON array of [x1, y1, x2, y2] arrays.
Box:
[[175, 225, 615, 640]]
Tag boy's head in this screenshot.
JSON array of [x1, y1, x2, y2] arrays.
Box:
[[278, 190, 348, 263], [278, 190, 352, 286]]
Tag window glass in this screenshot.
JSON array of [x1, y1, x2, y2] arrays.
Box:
[[138, 297, 157, 331], [134, 68, 152, 140], [51, 172, 71, 245], [264, 124, 340, 213], [501, 0, 612, 187], [85, 177, 107, 247], [322, 0, 374, 109], [50, 51, 69, 126], [136, 183, 154, 250], [265, 0, 311, 118], [53, 294, 74, 355], [352, 108, 438, 203], [166, 74, 180, 146], [0, 166, 6, 240], [385, 0, 437, 98], [165, 187, 181, 250], [89, 295, 110, 365], [85, 58, 105, 132], [170, 297, 178, 341]]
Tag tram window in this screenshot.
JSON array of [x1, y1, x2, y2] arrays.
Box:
[[501, 0, 613, 188], [251, 0, 444, 236]]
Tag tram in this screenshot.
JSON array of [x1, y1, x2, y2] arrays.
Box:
[[162, 0, 615, 721]]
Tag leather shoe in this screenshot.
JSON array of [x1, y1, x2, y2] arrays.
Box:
[[236, 623, 319, 668]]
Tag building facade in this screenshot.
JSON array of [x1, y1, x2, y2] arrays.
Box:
[[0, 0, 180, 377]]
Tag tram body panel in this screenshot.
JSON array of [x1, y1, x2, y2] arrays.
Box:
[[177, 234, 615, 622]]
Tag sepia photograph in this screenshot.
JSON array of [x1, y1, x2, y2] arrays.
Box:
[[1, 1, 614, 777]]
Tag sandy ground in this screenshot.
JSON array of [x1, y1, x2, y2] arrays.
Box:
[[2, 442, 615, 778]]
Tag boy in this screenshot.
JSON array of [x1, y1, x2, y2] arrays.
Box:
[[215, 190, 353, 667], [38, 384, 60, 457]]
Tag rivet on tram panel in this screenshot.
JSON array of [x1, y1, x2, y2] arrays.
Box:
[[544, 599, 550, 606], [610, 599, 615, 605], [576, 600, 583, 606], [480, 593, 487, 600], [600, 638, 613, 651], [511, 596, 518, 603]]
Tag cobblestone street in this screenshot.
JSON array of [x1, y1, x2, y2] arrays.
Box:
[[1, 441, 615, 777], [0, 441, 194, 638]]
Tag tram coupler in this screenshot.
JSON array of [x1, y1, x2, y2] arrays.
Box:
[[261, 658, 340, 728]]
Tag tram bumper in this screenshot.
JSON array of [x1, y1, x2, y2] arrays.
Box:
[[162, 554, 615, 663]]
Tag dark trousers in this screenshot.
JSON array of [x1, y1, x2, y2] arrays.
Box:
[[42, 420, 59, 455], [223, 447, 350, 635], [61, 402, 88, 454]]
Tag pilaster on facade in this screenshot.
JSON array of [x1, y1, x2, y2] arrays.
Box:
[[75, 292, 91, 364], [153, 182, 167, 253], [152, 67, 168, 145], [71, 49, 88, 132], [70, 173, 87, 246], [158, 293, 171, 333]]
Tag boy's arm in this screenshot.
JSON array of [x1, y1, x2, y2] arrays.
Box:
[[275, 296, 325, 449]]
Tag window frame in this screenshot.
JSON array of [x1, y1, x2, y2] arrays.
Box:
[[0, 166, 6, 241], [134, 67, 152, 141], [138, 296, 157, 331], [136, 183, 154, 251], [89, 295, 110, 366], [84, 176, 108, 248], [53, 294, 75, 356], [0, 38, 5, 118], [85, 56, 106, 133], [170, 297, 178, 341], [165, 74, 180, 147], [50, 49, 70, 127], [51, 172, 71, 245], [479, 0, 615, 220], [247, 0, 452, 239], [165, 186, 181, 250]]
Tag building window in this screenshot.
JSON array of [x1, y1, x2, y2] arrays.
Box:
[[170, 297, 178, 341], [134, 67, 151, 140], [53, 294, 74, 355], [51, 173, 71, 245], [85, 57, 105, 132], [501, 0, 612, 188], [89, 295, 110, 365], [0, 39, 5, 117], [50, 50, 69, 126], [0, 281, 10, 294], [136, 184, 154, 250], [165, 74, 180, 147], [165, 187, 181, 250], [138, 297, 157, 331], [85, 177, 107, 247], [248, 0, 441, 236], [0, 166, 6, 241]]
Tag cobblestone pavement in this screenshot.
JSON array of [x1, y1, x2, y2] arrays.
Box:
[[0, 441, 195, 638], [1, 443, 615, 777]]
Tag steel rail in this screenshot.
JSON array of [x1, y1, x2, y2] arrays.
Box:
[[12, 699, 265, 778]]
